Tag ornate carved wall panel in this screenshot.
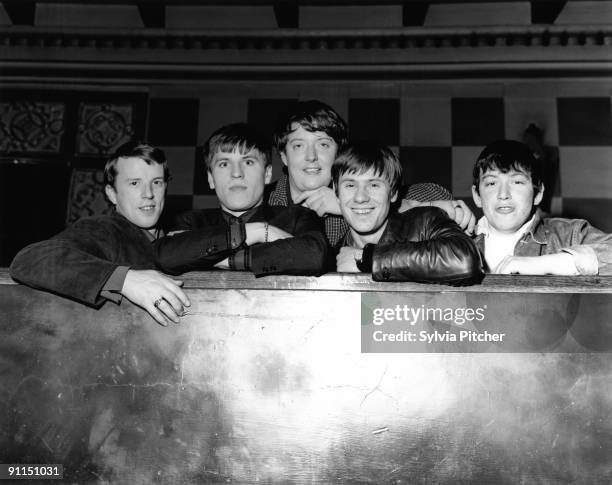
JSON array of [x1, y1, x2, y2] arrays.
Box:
[[65, 168, 113, 224], [76, 103, 135, 156], [0, 101, 65, 154]]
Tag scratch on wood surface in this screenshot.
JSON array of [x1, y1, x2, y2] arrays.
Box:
[[300, 319, 324, 342], [360, 366, 388, 407], [372, 427, 388, 435], [40, 436, 53, 453]]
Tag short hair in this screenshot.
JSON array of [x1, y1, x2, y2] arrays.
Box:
[[332, 141, 402, 196], [104, 141, 169, 188], [472, 139, 543, 194], [203, 123, 272, 171], [273, 100, 348, 153]]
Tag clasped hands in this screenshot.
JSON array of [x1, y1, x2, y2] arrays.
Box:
[[214, 222, 294, 269]]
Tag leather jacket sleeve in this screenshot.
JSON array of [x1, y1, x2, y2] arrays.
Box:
[[371, 207, 484, 286]]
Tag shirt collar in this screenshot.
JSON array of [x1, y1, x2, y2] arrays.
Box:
[[284, 171, 294, 207], [221, 204, 264, 224], [142, 227, 163, 242], [475, 212, 537, 239], [343, 230, 356, 248]]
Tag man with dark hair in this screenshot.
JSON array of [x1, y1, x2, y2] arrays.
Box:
[[10, 141, 190, 326], [268, 99, 476, 247], [472, 139, 612, 275], [334, 141, 483, 285], [154, 123, 327, 276]]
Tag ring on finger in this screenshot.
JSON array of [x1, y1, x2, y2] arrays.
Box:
[[154, 297, 164, 308]]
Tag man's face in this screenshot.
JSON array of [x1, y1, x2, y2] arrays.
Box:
[[281, 124, 338, 194], [207, 147, 272, 216], [472, 167, 543, 234], [337, 168, 397, 240], [105, 156, 166, 230]]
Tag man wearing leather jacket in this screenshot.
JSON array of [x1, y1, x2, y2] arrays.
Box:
[[333, 141, 484, 286]]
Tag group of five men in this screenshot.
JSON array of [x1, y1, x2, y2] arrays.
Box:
[[10, 100, 612, 326]]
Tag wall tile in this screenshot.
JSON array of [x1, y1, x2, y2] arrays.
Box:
[[149, 98, 199, 146], [400, 147, 452, 191], [452, 98, 505, 146], [559, 147, 612, 198], [349, 98, 400, 146], [558, 97, 612, 146], [451, 146, 483, 197], [401, 98, 451, 146]]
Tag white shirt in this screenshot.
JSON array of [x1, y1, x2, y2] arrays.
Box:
[[476, 215, 536, 272]]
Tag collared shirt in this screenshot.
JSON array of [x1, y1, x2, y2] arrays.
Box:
[[221, 205, 263, 270], [221, 205, 260, 225], [476, 214, 536, 271]]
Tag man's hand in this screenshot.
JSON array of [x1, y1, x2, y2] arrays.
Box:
[[494, 253, 578, 275], [245, 222, 293, 245], [400, 199, 476, 235], [294, 187, 341, 217], [336, 246, 363, 273], [120, 269, 191, 326]]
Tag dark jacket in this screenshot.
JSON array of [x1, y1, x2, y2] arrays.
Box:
[[342, 207, 484, 286], [9, 213, 156, 306], [154, 204, 328, 277]]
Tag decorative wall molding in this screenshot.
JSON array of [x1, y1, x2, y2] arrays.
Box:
[[1, 25, 611, 50], [1, 25, 611, 80]]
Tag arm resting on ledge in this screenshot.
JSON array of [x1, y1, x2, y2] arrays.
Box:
[[154, 224, 238, 276], [249, 206, 329, 277], [154, 206, 329, 277], [9, 215, 157, 306], [372, 207, 484, 286]]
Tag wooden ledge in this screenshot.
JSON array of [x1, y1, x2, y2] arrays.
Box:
[[2, 268, 612, 294]]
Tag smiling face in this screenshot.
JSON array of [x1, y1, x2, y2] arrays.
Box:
[[337, 168, 397, 246], [280, 124, 338, 198], [472, 166, 543, 234], [105, 156, 166, 230], [207, 147, 272, 216]]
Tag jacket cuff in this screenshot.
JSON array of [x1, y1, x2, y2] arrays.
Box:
[[229, 247, 251, 271], [356, 244, 375, 273], [99, 265, 130, 304], [562, 246, 599, 275]]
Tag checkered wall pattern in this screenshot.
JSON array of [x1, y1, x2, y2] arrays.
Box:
[[148, 94, 612, 232]]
